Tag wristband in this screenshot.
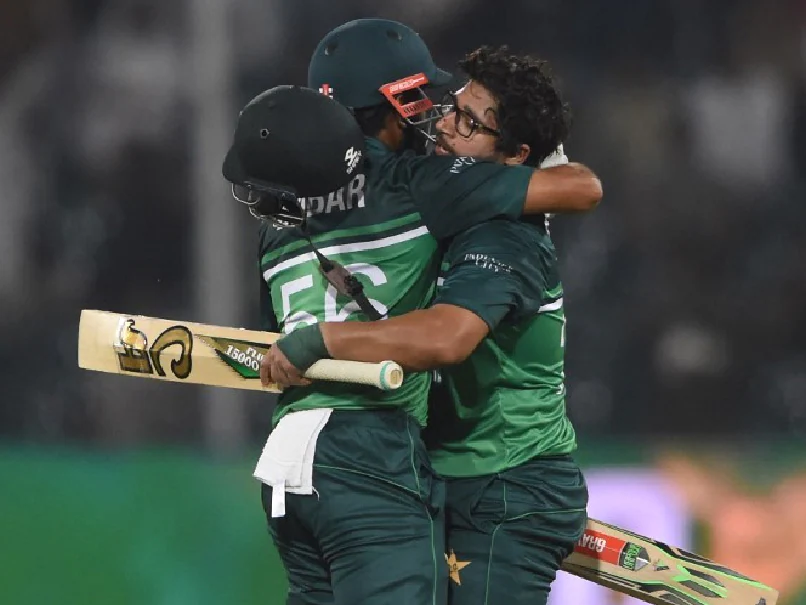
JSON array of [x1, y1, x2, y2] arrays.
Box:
[[276, 324, 331, 372]]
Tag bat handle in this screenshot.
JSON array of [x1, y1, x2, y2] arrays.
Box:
[[303, 359, 404, 391]]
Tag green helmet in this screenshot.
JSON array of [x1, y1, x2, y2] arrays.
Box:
[[222, 85, 365, 226], [307, 18, 452, 110]]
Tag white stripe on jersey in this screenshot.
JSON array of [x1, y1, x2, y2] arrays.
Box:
[[263, 225, 430, 280], [538, 297, 563, 313]]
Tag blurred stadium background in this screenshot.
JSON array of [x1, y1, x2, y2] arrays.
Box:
[[0, 0, 804, 603]]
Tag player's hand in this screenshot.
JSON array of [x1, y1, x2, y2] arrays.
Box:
[[261, 324, 331, 389], [260, 345, 312, 389]]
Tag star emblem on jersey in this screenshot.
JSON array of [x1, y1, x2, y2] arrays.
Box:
[[445, 550, 471, 585], [319, 84, 334, 98], [344, 146, 361, 174]]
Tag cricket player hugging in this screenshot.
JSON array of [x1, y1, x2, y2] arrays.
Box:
[[224, 18, 601, 605]]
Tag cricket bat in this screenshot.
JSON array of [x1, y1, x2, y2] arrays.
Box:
[[562, 518, 778, 605], [78, 310, 780, 605], [77, 309, 404, 392]]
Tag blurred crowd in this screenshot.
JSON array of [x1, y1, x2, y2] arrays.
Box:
[[0, 0, 804, 447]]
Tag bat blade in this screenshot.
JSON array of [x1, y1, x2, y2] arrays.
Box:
[[561, 518, 778, 605], [77, 309, 403, 392]]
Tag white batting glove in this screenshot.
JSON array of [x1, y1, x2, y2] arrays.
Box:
[[540, 144, 568, 168]]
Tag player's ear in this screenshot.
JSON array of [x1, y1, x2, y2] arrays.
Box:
[[503, 143, 530, 166]]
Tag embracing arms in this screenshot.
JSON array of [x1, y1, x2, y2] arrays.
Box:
[[320, 304, 488, 372], [525, 163, 602, 213]]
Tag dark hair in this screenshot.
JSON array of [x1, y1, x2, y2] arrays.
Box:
[[459, 45, 571, 166]]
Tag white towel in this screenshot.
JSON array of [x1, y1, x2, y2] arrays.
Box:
[[253, 408, 333, 518]]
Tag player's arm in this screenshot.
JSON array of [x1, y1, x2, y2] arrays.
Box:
[[319, 232, 527, 370], [258, 275, 281, 333], [524, 162, 602, 214], [320, 304, 489, 371], [260, 222, 533, 385], [256, 233, 317, 387], [256, 226, 283, 332], [409, 155, 601, 240], [260, 304, 487, 386]]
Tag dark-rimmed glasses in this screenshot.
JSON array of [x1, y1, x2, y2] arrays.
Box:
[[439, 92, 501, 139]]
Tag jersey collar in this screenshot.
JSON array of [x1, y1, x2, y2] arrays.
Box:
[[365, 136, 393, 156]]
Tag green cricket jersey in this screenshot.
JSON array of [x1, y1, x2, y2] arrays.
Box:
[[426, 218, 577, 476], [259, 138, 533, 426]]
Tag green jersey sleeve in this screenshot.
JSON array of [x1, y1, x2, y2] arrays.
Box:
[[434, 219, 550, 330], [405, 155, 533, 240], [258, 273, 280, 332], [257, 226, 281, 332]]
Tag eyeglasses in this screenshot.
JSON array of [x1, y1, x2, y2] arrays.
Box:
[[439, 92, 501, 139]]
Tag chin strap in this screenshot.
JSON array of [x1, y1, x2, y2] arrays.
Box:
[[302, 232, 384, 321], [246, 184, 382, 321]]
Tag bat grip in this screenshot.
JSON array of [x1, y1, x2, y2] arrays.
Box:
[[303, 359, 404, 391]]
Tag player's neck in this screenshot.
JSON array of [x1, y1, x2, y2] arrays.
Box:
[[375, 128, 401, 152]]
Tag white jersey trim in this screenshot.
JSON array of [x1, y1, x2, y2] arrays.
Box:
[[538, 297, 564, 313], [263, 225, 430, 280]]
